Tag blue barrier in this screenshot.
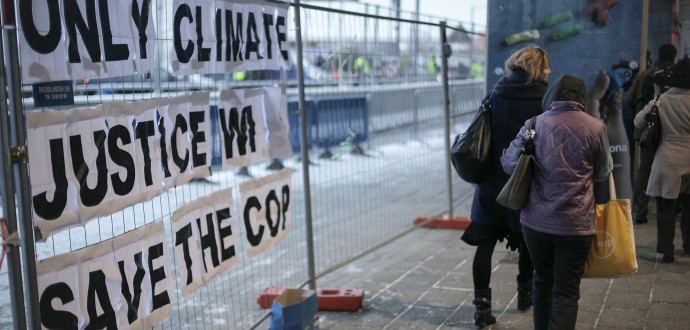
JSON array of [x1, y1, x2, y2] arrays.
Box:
[[210, 105, 222, 168], [288, 97, 368, 152], [311, 97, 368, 150]]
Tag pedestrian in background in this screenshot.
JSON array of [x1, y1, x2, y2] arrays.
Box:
[[461, 45, 550, 327], [502, 74, 612, 330], [625, 44, 677, 224], [634, 56, 690, 263]]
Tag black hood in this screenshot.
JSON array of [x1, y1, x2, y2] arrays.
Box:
[[541, 74, 586, 111], [494, 69, 548, 100]]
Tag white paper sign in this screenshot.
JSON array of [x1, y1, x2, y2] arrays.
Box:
[[170, 187, 239, 299], [37, 221, 172, 330], [27, 92, 212, 240], [170, 0, 290, 76], [18, 0, 157, 84], [239, 168, 292, 259]]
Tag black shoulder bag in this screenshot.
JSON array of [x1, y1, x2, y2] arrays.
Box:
[[450, 91, 494, 184], [639, 95, 662, 152], [496, 116, 542, 210]]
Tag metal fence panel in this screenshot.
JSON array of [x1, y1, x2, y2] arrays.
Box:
[[0, 1, 484, 329]]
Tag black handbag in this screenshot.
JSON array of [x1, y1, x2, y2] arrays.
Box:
[[450, 91, 494, 184], [639, 96, 662, 152], [496, 117, 542, 210]]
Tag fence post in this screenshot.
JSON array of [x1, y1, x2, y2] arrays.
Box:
[[440, 21, 453, 219], [0, 22, 27, 330], [294, 0, 317, 291], [2, 1, 41, 326]]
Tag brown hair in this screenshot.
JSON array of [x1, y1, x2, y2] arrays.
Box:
[[504, 46, 551, 83]]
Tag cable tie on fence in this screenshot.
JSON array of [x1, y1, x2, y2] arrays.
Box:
[[0, 218, 21, 270]]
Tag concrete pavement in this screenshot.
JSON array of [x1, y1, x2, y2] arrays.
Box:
[[316, 206, 690, 329]]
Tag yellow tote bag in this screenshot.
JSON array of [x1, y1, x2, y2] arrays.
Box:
[[583, 175, 638, 278]]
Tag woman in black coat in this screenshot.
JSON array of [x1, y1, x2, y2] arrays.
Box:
[[461, 46, 550, 327]]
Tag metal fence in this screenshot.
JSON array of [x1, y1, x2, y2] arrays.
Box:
[[0, 0, 485, 329]]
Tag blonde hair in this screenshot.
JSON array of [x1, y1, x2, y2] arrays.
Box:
[[504, 46, 551, 83]]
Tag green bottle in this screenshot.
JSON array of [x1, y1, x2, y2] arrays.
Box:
[[552, 24, 584, 41], [544, 11, 573, 27], [505, 30, 540, 46]]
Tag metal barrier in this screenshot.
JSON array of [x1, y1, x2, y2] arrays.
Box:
[[0, 1, 484, 329]]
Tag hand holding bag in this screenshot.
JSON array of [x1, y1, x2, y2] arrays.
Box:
[[583, 174, 638, 278], [450, 91, 494, 184], [496, 117, 542, 210], [639, 95, 662, 152]]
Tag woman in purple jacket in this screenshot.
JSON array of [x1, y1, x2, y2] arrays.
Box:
[[501, 74, 612, 330], [462, 46, 550, 327]]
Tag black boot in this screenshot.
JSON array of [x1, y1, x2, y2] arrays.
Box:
[[473, 288, 496, 328], [517, 278, 533, 311]]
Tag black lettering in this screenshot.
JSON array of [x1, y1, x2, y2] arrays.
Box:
[[108, 125, 135, 196], [171, 114, 190, 172], [218, 106, 256, 159], [19, 0, 61, 54], [281, 184, 290, 230], [84, 270, 117, 330], [40, 283, 78, 330], [195, 6, 211, 62], [276, 15, 288, 60], [148, 242, 171, 310], [99, 0, 129, 61], [245, 12, 263, 60], [197, 213, 219, 272], [64, 0, 101, 63], [131, 0, 151, 59], [216, 208, 236, 261], [243, 196, 263, 246], [158, 116, 172, 178], [265, 190, 280, 237], [33, 139, 68, 220], [225, 10, 243, 61], [262, 14, 273, 60], [135, 120, 155, 186], [242, 106, 256, 152], [70, 131, 108, 207], [175, 223, 194, 285], [118, 252, 145, 324], [174, 4, 194, 64], [190, 110, 207, 167]]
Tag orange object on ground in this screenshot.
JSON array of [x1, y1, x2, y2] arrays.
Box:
[[257, 286, 364, 311], [413, 214, 471, 230]]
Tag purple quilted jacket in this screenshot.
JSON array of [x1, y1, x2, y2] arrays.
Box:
[[501, 101, 612, 236]]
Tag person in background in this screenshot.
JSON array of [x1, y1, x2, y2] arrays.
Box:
[[501, 74, 612, 330], [461, 45, 550, 328], [625, 44, 677, 224], [634, 56, 690, 263]]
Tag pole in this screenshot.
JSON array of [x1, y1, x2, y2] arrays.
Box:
[[414, 0, 420, 80], [294, 0, 317, 291], [3, 0, 41, 325], [440, 21, 453, 219], [640, 0, 649, 72], [0, 22, 27, 330]]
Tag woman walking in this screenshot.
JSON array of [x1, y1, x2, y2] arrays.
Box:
[[634, 56, 690, 263], [462, 46, 550, 327], [501, 74, 612, 330]]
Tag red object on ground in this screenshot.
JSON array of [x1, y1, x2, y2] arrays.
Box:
[[257, 286, 364, 311], [413, 214, 471, 230]]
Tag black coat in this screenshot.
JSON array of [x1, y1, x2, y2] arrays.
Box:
[[470, 70, 547, 232]]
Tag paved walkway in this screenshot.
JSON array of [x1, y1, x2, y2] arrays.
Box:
[[317, 208, 690, 329]]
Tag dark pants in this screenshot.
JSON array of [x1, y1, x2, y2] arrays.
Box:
[[523, 225, 592, 330], [633, 146, 655, 221], [656, 193, 690, 258], [473, 235, 532, 290]]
